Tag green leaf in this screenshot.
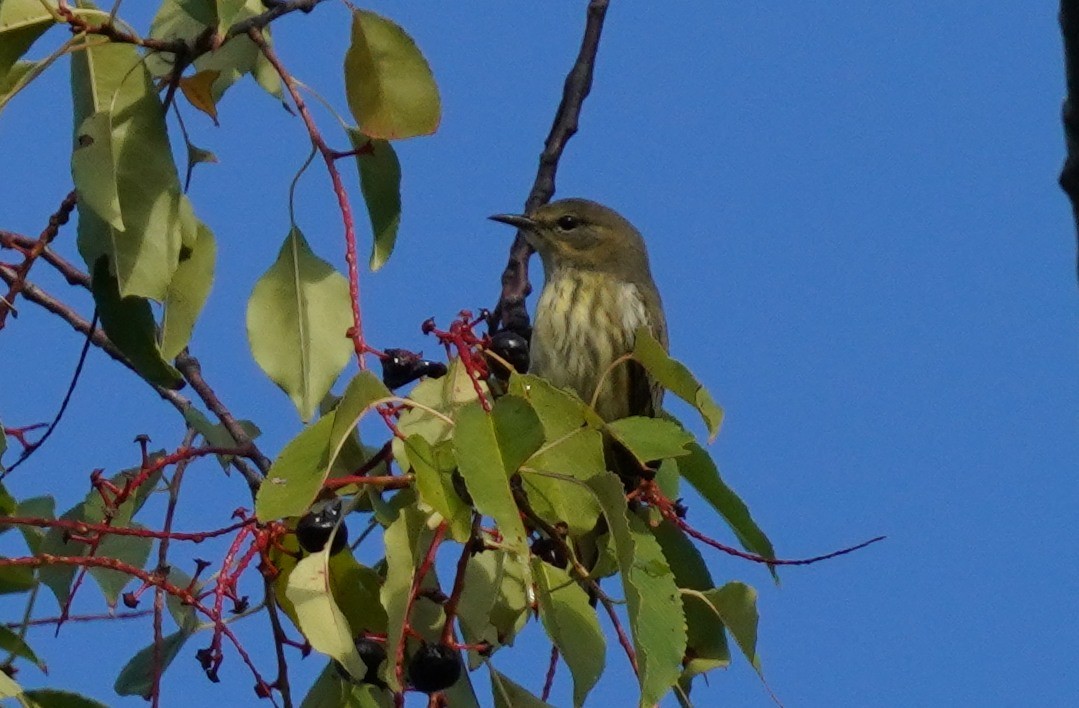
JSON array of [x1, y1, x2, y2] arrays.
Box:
[[344, 9, 441, 139], [407, 435, 472, 541], [488, 665, 554, 708], [0, 421, 6, 472], [160, 220, 216, 359], [0, 0, 55, 85], [589, 473, 686, 707], [38, 461, 163, 608], [0, 624, 43, 670], [89, 258, 184, 390], [327, 371, 393, 471], [0, 54, 54, 115], [246, 226, 354, 422], [300, 661, 391, 708], [0, 564, 35, 595], [606, 416, 693, 465], [88, 530, 153, 605], [212, 0, 247, 33], [508, 373, 600, 438], [71, 111, 123, 230], [532, 559, 604, 706], [182, 407, 260, 470], [256, 413, 335, 521], [13, 496, 54, 555], [0, 669, 21, 698], [633, 329, 723, 441], [329, 552, 388, 636], [0, 480, 14, 516], [71, 29, 192, 301], [456, 549, 529, 663], [678, 442, 776, 575], [392, 358, 481, 472], [651, 519, 730, 681], [452, 400, 534, 569], [520, 427, 605, 536], [113, 630, 191, 696], [689, 582, 761, 671], [347, 130, 402, 271], [22, 690, 109, 708], [286, 549, 366, 680], [380, 505, 431, 692]]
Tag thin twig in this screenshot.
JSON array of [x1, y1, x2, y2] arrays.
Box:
[[247, 27, 368, 367], [0, 267, 191, 412], [151, 428, 197, 708], [1059, 0, 1079, 278], [174, 350, 272, 476], [1, 310, 98, 476], [0, 190, 77, 330], [263, 578, 294, 708]]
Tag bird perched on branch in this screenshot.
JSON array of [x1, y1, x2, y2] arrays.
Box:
[[489, 198, 667, 423]]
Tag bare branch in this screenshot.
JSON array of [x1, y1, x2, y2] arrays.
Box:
[[1060, 1, 1079, 279], [493, 0, 611, 333]]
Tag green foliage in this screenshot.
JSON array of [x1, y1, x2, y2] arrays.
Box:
[[633, 329, 724, 441], [0, 2, 787, 705], [344, 10, 441, 140], [533, 559, 605, 706], [246, 227, 354, 422], [38, 462, 162, 608], [348, 130, 402, 271]]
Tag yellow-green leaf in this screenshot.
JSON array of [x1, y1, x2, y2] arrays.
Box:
[[246, 227, 354, 422], [160, 220, 216, 359], [72, 26, 190, 300], [678, 442, 777, 578], [606, 416, 693, 464], [286, 550, 366, 680], [344, 10, 441, 139], [347, 129, 401, 271], [533, 559, 605, 706], [589, 473, 686, 707], [90, 258, 184, 389], [256, 413, 334, 521], [452, 401, 533, 568], [633, 329, 723, 441], [0, 0, 55, 85]]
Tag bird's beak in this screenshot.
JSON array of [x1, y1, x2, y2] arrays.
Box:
[[488, 213, 536, 230]]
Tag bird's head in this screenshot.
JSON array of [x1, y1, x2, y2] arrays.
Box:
[[490, 198, 651, 281]]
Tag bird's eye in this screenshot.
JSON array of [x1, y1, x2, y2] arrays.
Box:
[[556, 215, 580, 231]]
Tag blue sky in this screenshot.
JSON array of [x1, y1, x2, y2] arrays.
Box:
[[1, 2, 1075, 706]]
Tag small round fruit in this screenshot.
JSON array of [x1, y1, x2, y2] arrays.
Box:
[[295, 500, 348, 554], [407, 642, 461, 693], [356, 637, 387, 686], [487, 330, 529, 378], [530, 537, 568, 569]]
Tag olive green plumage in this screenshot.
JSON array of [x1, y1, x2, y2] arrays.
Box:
[[490, 198, 668, 422]]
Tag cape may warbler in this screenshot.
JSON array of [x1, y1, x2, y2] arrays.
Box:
[[490, 198, 667, 422]]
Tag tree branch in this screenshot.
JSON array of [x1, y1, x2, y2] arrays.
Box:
[[493, 0, 611, 334], [0, 267, 264, 490], [1060, 0, 1079, 279]]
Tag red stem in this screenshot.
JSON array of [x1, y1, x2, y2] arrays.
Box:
[[247, 29, 367, 368]]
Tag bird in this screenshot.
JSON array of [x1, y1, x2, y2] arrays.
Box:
[[489, 198, 667, 423]]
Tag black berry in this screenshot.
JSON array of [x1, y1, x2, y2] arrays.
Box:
[[381, 348, 447, 389], [486, 331, 529, 378], [295, 500, 348, 554], [530, 537, 568, 569], [407, 642, 461, 693]]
